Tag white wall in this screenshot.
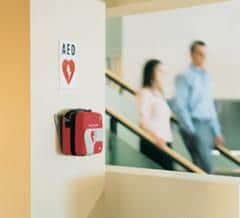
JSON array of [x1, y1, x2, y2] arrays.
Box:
[[122, 1, 240, 99], [31, 1, 105, 218]]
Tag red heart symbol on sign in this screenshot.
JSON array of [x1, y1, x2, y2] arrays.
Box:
[[62, 59, 75, 84]]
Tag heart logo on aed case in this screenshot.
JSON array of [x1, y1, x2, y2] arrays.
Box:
[[62, 59, 75, 84], [90, 131, 96, 143]]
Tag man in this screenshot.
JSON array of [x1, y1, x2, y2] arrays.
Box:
[[173, 40, 224, 173]]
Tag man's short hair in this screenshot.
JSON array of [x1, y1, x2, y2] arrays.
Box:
[[190, 40, 206, 53]]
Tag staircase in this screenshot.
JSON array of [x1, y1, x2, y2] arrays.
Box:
[[105, 70, 240, 176]]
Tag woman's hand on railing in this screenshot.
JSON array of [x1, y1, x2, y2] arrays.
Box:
[[156, 137, 169, 150]]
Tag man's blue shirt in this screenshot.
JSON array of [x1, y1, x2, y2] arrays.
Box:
[[173, 64, 221, 137]]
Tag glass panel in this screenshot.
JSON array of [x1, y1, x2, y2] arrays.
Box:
[[106, 83, 137, 123], [216, 100, 240, 150], [106, 130, 162, 170]]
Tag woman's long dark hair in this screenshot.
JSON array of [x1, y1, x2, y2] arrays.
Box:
[[142, 59, 161, 88]]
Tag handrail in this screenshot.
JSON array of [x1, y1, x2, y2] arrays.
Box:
[[215, 145, 240, 165], [106, 107, 206, 174], [106, 70, 137, 95], [105, 70, 240, 166]]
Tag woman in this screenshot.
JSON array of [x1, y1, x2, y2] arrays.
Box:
[[137, 59, 173, 170]]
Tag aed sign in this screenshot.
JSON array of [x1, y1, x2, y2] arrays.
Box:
[[59, 41, 78, 89]]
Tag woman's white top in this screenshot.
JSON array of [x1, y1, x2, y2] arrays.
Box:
[[137, 88, 173, 143]]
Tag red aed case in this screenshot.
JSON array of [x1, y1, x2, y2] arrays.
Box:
[[58, 109, 103, 156]]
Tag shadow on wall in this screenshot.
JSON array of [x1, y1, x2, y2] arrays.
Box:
[[65, 175, 105, 218], [87, 192, 105, 218], [55, 132, 62, 154], [54, 112, 64, 154]]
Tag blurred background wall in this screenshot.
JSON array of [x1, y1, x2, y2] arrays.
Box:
[[107, 0, 240, 99]]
